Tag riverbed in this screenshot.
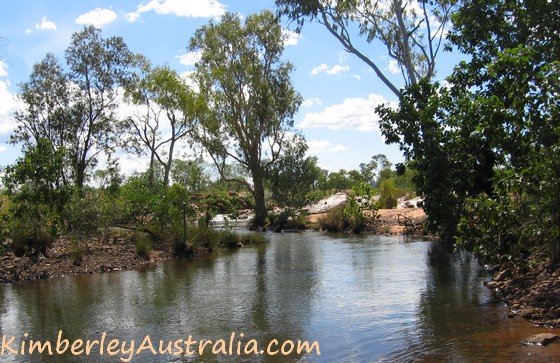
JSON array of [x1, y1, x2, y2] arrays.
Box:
[[1, 232, 559, 362]]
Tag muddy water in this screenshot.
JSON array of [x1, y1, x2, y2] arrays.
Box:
[[1, 232, 559, 362]]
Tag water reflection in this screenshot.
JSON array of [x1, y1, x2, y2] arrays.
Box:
[[1, 232, 559, 362]]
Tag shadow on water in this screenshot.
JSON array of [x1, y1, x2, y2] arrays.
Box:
[[1, 232, 560, 362]]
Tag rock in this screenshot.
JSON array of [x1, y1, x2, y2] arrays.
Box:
[[547, 308, 560, 319], [304, 192, 348, 214], [495, 269, 512, 282], [521, 308, 540, 319], [523, 333, 559, 346], [396, 196, 424, 209]]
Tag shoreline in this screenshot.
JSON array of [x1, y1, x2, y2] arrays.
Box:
[[0, 234, 210, 285], [1, 208, 428, 285], [485, 262, 560, 328]]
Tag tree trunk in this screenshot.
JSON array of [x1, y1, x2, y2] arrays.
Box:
[[76, 160, 86, 189], [252, 168, 267, 228], [163, 138, 175, 187]]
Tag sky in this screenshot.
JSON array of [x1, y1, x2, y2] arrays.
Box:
[[0, 0, 464, 175]]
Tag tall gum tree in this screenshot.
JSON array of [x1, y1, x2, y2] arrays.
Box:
[[189, 10, 302, 227], [65, 25, 137, 188]]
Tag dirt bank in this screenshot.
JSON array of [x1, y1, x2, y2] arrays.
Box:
[[0, 234, 207, 284]]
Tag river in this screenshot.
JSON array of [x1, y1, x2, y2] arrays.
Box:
[[1, 232, 559, 362]]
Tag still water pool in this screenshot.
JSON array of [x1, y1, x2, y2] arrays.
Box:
[[1, 232, 559, 362]]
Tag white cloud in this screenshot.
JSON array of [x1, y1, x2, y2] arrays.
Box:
[[127, 0, 226, 22], [25, 29, 32, 35], [76, 8, 117, 28], [282, 29, 301, 46], [299, 93, 397, 132], [310, 63, 349, 76], [301, 97, 322, 108], [307, 140, 349, 153], [0, 146, 7, 153], [35, 16, 57, 31], [387, 60, 400, 74], [126, 12, 140, 22], [0, 61, 7, 77], [351, 74, 361, 81], [0, 80, 22, 134], [176, 51, 201, 67]]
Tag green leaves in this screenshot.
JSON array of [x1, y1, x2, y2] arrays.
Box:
[[188, 10, 302, 226]]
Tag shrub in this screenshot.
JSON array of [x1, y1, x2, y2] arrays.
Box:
[[238, 233, 266, 246], [11, 226, 54, 257], [217, 230, 239, 248], [319, 207, 345, 233], [62, 191, 102, 237], [69, 241, 85, 266], [319, 201, 367, 234], [132, 233, 153, 259], [268, 210, 307, 232], [378, 179, 399, 209], [188, 225, 220, 249]]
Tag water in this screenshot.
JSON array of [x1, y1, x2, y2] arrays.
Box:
[[1, 232, 559, 362]]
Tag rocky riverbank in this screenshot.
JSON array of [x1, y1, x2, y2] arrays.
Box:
[[485, 262, 560, 328], [0, 232, 206, 284]]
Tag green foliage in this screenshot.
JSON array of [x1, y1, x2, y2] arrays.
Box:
[[132, 233, 153, 259], [62, 190, 103, 237], [123, 65, 201, 186], [171, 158, 210, 192], [267, 210, 307, 231], [268, 136, 322, 209], [319, 204, 367, 234], [378, 179, 399, 209], [189, 10, 302, 227], [275, 0, 457, 97], [238, 233, 266, 246], [379, 0, 560, 265], [11, 224, 54, 257]]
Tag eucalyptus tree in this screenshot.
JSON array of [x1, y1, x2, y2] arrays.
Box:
[[11, 53, 73, 186], [65, 25, 138, 188], [276, 0, 458, 97], [189, 10, 302, 227], [123, 65, 202, 186], [11, 25, 138, 188]]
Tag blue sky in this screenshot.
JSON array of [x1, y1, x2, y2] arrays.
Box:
[[0, 0, 463, 175]]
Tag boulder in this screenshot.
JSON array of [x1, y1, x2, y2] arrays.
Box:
[[396, 196, 424, 209], [523, 333, 559, 346], [304, 192, 348, 214]]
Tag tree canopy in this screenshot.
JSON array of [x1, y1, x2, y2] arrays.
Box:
[[189, 10, 302, 227], [276, 0, 458, 96]]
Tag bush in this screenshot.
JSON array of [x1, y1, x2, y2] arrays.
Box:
[[217, 230, 239, 248], [238, 233, 266, 246], [62, 191, 102, 237], [11, 226, 54, 257], [319, 201, 367, 234], [378, 179, 399, 209], [69, 240, 85, 266], [188, 225, 220, 249], [319, 207, 344, 233], [268, 210, 307, 232], [131, 233, 153, 259]]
